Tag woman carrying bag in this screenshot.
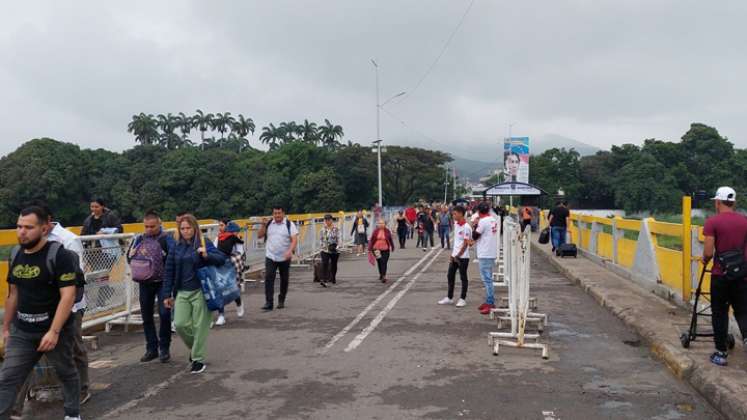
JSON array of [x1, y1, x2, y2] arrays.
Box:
[[369, 218, 395, 283], [319, 214, 340, 287], [213, 219, 246, 326], [163, 214, 226, 374]]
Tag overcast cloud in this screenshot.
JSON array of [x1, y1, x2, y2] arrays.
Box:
[[1, 1, 745, 161]]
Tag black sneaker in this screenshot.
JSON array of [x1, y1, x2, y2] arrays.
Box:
[[261, 304, 273, 311], [140, 352, 158, 363], [277, 302, 285, 309], [190, 361, 206, 374], [160, 352, 171, 363]]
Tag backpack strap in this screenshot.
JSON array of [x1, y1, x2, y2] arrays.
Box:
[[45, 242, 63, 284], [9, 245, 20, 267], [286, 219, 292, 236]]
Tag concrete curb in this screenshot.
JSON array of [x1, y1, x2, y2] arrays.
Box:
[[532, 241, 747, 420]]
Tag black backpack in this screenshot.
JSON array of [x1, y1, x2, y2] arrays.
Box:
[[10, 242, 86, 298]]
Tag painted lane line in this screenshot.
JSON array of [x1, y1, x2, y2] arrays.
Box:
[[542, 410, 558, 420], [319, 248, 436, 354], [345, 248, 444, 352], [101, 370, 185, 419]]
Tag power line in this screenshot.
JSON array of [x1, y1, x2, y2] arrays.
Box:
[[396, 0, 476, 105]]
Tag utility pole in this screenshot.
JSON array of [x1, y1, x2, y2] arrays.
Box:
[[443, 166, 449, 203], [371, 59, 382, 208], [452, 166, 457, 201]]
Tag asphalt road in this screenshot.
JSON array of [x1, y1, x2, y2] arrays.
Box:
[[25, 237, 721, 420]]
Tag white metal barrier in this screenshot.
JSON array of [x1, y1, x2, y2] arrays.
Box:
[[488, 218, 549, 359], [79, 233, 138, 331]]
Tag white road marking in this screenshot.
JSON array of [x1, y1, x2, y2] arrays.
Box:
[[101, 370, 185, 419], [542, 410, 558, 420], [319, 248, 436, 354], [345, 248, 444, 352]]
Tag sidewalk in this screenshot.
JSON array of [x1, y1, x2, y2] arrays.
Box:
[[532, 237, 747, 420]]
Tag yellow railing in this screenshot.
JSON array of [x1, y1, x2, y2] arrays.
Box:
[[540, 198, 700, 303]]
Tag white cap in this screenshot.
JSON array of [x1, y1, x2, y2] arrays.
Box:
[[712, 186, 737, 202]]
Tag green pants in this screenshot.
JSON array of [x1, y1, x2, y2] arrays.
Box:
[[174, 289, 211, 362]]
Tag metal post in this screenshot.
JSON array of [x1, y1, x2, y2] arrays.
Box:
[[682, 196, 692, 302], [452, 166, 457, 201], [443, 166, 449, 203], [372, 59, 383, 208]]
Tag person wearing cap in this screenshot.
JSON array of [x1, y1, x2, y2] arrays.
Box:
[[319, 214, 340, 287], [702, 186, 747, 366]]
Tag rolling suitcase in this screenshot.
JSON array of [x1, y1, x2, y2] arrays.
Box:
[[556, 243, 577, 258]]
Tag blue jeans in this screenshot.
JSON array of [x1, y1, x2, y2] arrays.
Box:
[[438, 225, 451, 248], [551, 227, 567, 250], [478, 258, 495, 305], [139, 281, 172, 355]]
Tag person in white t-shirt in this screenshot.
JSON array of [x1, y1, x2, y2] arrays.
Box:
[[438, 206, 472, 308], [258, 205, 299, 311], [474, 202, 499, 315]]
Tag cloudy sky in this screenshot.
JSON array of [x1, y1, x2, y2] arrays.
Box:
[[1, 1, 745, 161]]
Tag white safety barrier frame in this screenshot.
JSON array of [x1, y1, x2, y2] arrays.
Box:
[[488, 218, 549, 359], [78, 233, 140, 331]]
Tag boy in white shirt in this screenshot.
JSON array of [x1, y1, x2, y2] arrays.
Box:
[[474, 202, 499, 315], [438, 206, 472, 307]]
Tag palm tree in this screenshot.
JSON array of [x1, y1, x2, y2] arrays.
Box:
[[278, 121, 300, 143], [127, 113, 159, 145], [157, 113, 182, 149], [193, 109, 214, 142], [232, 114, 255, 139], [260, 123, 283, 150], [212, 112, 235, 141], [318, 119, 344, 148], [299, 119, 319, 144], [176, 112, 193, 140]]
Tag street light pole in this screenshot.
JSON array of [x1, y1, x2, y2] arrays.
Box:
[[371, 59, 383, 208], [370, 59, 406, 209]]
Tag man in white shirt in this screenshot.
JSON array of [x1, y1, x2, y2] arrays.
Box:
[[258, 205, 298, 311], [474, 202, 498, 315], [438, 206, 472, 308], [47, 210, 91, 405]]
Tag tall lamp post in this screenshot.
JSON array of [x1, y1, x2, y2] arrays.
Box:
[[370, 58, 405, 208]]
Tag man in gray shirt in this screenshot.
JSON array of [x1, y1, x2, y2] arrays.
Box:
[[258, 205, 298, 311]]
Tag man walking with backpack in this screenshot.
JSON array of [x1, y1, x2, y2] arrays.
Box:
[[259, 205, 298, 311], [702, 187, 747, 366], [128, 210, 175, 364], [0, 206, 82, 420]]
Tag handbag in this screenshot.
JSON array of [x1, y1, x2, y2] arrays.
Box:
[[196, 235, 241, 311], [538, 227, 550, 244], [716, 249, 747, 281]]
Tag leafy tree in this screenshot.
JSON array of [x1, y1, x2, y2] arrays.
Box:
[[529, 148, 582, 198], [259, 123, 284, 150], [614, 153, 682, 213]]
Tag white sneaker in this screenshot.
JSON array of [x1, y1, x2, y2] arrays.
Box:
[[64, 417, 82, 420], [236, 304, 245, 318], [438, 297, 454, 305], [215, 314, 226, 326], [171, 322, 176, 333], [456, 298, 467, 307], [432, 247, 437, 250]]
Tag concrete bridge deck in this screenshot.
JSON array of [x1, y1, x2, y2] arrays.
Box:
[[26, 237, 719, 420]]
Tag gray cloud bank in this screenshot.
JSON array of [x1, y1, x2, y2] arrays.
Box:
[[1, 1, 745, 161]]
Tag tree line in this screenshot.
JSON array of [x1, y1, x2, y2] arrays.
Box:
[[0, 138, 455, 228], [127, 110, 344, 152], [526, 123, 745, 213]]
